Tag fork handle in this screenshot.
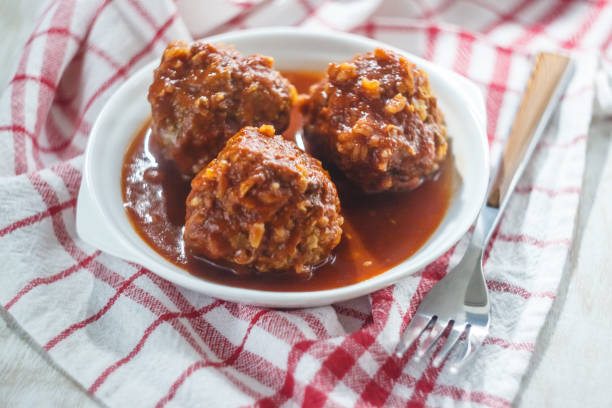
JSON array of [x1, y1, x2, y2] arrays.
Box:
[[476, 53, 574, 247]]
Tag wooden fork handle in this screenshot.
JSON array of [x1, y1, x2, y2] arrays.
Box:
[[487, 53, 573, 208]]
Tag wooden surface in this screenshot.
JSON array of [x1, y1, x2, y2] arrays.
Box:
[[1, 2, 611, 406], [488, 53, 571, 208]]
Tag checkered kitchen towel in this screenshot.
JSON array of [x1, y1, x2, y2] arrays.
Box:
[[1, 0, 611, 406]]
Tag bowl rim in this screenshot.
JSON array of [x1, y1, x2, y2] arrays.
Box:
[[80, 27, 489, 307]]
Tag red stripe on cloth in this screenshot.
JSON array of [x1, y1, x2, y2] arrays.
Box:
[[538, 133, 587, 148], [75, 42, 124, 70], [332, 305, 372, 322], [361, 358, 404, 407], [471, 0, 591, 51], [399, 248, 456, 335], [0, 125, 76, 153], [487, 280, 556, 300], [224, 302, 309, 345], [43, 110, 83, 160], [154, 309, 270, 408], [293, 310, 333, 339], [484, 48, 512, 145], [8, 0, 57, 173], [227, 0, 256, 7], [6, 0, 60, 170], [369, 286, 396, 330], [351, 21, 419, 35], [10, 75, 57, 91], [423, 26, 441, 61], [300, 330, 378, 408], [25, 27, 79, 47], [361, 20, 376, 39], [561, 0, 607, 49], [125, 0, 174, 44], [478, 0, 534, 35], [31, 0, 60, 32], [390, 371, 512, 408], [361, 340, 430, 407], [22, 27, 122, 71], [88, 300, 223, 394], [4, 250, 100, 311], [66, 12, 178, 150], [452, 31, 476, 75], [293, 0, 336, 29], [483, 336, 535, 352], [144, 272, 199, 310], [514, 185, 581, 197], [406, 343, 446, 407], [368, 370, 512, 408], [561, 84, 593, 100], [512, 0, 575, 47], [50, 100, 92, 145], [418, 0, 455, 20], [126, 0, 160, 29], [0, 125, 79, 153], [255, 340, 316, 408], [15, 0, 60, 52], [31, 0, 77, 171], [459, 3, 551, 146], [193, 0, 263, 38], [80, 0, 115, 43], [0, 198, 76, 238], [495, 233, 570, 248], [19, 1, 72, 58], [296, 0, 319, 19], [486, 80, 512, 94], [44, 267, 149, 351], [412, 0, 431, 19], [50, 162, 82, 198], [52, 98, 91, 133], [355, 21, 532, 58], [601, 27, 612, 54]]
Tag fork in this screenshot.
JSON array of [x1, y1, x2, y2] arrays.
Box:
[[395, 52, 574, 369]]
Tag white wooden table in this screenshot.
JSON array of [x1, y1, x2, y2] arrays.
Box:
[[1, 1, 611, 406]]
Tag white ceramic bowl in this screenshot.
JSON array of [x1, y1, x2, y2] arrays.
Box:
[[77, 28, 488, 308]]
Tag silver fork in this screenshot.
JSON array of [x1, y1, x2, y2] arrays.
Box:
[[395, 52, 574, 369]]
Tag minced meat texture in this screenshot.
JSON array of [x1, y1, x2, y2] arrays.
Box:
[[148, 41, 297, 176], [184, 125, 343, 275], [301, 48, 448, 193]]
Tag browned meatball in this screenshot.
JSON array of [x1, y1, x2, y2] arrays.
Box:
[[148, 41, 296, 175], [302, 48, 448, 193], [184, 125, 343, 275]]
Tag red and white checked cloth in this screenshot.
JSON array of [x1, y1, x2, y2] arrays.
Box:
[[1, 0, 611, 407]]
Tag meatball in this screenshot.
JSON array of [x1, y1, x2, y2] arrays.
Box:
[[148, 41, 296, 175], [184, 125, 343, 274], [302, 48, 448, 193]]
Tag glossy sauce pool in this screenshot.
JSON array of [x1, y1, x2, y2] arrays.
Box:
[[122, 71, 458, 291]]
